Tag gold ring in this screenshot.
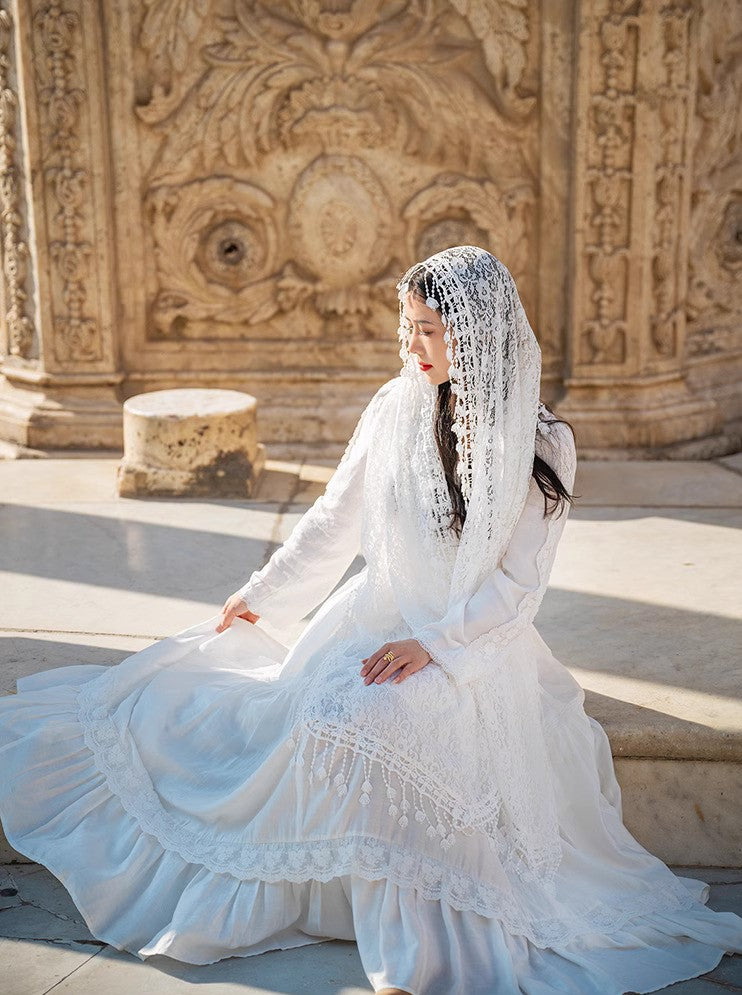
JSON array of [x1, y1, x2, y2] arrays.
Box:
[[382, 650, 395, 663]]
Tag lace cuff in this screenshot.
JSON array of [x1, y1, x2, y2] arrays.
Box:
[[235, 573, 276, 618]]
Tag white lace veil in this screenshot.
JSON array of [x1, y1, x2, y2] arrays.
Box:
[[381, 245, 562, 885], [395, 245, 542, 606]]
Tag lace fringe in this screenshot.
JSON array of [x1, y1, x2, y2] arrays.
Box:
[[283, 719, 566, 895], [284, 720, 475, 853], [75, 674, 702, 947]]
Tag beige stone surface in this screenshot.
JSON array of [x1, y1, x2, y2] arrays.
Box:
[[614, 759, 742, 868], [0, 2, 738, 459], [539, 457, 742, 770], [117, 388, 266, 497], [574, 458, 742, 506]]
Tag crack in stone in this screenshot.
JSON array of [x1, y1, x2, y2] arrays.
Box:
[[701, 970, 742, 992], [10, 935, 106, 947], [11, 895, 87, 927], [0, 871, 91, 932], [41, 945, 106, 995]]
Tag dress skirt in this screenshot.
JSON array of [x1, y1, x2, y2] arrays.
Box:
[[1, 599, 741, 995]]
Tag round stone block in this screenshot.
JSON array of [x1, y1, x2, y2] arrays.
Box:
[[116, 388, 266, 498]]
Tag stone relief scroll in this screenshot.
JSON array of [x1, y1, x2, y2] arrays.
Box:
[[573, 0, 641, 369], [0, 5, 36, 362], [30, 0, 105, 366], [650, 1, 695, 360], [129, 0, 542, 349], [686, 0, 742, 360]]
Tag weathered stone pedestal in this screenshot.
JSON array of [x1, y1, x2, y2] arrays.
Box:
[[116, 388, 265, 498]]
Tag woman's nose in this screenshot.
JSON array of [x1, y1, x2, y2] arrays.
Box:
[[408, 331, 424, 354]]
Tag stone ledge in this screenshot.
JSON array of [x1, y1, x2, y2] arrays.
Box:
[[584, 690, 742, 763], [615, 757, 742, 868]]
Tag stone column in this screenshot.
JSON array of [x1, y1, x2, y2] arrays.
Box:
[[0, 0, 122, 450], [560, 0, 723, 457]]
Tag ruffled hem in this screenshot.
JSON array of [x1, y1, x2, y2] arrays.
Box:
[[0, 665, 354, 964], [349, 874, 742, 995], [70, 639, 712, 948], [0, 661, 740, 994]]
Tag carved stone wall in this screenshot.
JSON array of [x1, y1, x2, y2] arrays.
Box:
[[559, 0, 736, 455], [684, 0, 742, 432], [0, 0, 739, 458]]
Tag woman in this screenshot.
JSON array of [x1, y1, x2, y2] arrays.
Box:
[[0, 246, 740, 994]]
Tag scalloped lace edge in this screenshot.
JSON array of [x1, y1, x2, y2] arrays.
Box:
[[76, 673, 700, 949]]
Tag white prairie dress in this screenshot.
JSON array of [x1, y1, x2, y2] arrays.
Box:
[[1, 376, 741, 995]]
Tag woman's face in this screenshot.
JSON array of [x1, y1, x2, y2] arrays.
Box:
[[402, 291, 451, 385]]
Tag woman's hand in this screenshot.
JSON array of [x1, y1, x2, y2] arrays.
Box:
[[360, 639, 433, 685], [215, 592, 261, 632]]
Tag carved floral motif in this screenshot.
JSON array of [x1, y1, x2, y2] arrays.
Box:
[[31, 0, 100, 364], [402, 173, 535, 300], [131, 0, 539, 339], [685, 0, 742, 359], [146, 176, 280, 337], [650, 0, 694, 359], [0, 5, 36, 360], [577, 0, 639, 367]]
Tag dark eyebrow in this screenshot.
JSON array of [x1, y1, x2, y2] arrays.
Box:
[[403, 317, 436, 326]]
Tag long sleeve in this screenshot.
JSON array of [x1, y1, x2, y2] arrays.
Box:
[[235, 377, 399, 628], [412, 420, 577, 687]]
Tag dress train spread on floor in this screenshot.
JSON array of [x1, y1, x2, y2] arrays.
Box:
[[1, 606, 740, 994]]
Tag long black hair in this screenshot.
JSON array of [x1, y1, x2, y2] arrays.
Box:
[[405, 266, 578, 539]]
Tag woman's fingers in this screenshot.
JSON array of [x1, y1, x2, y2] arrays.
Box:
[[215, 596, 252, 632], [392, 663, 414, 684], [362, 651, 408, 684], [360, 644, 390, 681], [215, 605, 235, 632], [360, 640, 432, 685]]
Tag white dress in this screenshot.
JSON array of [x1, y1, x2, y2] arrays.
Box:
[[1, 379, 740, 995]]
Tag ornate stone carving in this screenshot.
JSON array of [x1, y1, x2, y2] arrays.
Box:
[[146, 177, 279, 338], [0, 5, 36, 361], [2, 1, 735, 455], [562, 0, 724, 454], [286, 155, 393, 316], [126, 0, 542, 365], [402, 173, 535, 304], [136, 0, 536, 177], [29, 1, 103, 364], [573, 0, 640, 368], [650, 0, 694, 359], [686, 0, 742, 361], [446, 0, 536, 118]]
